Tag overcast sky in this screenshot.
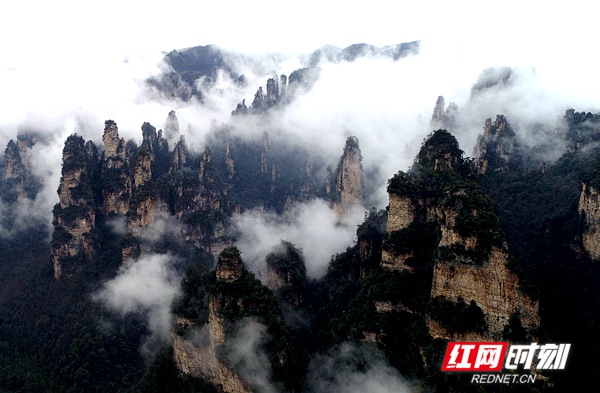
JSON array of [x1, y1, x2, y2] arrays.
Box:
[[2, 1, 595, 56], [2, 1, 598, 126]]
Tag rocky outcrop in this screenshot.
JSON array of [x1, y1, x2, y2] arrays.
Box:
[[333, 136, 364, 219], [101, 120, 132, 215], [164, 110, 180, 142], [380, 193, 420, 271], [133, 149, 152, 188], [356, 210, 387, 279], [431, 246, 540, 336], [2, 133, 41, 202], [382, 129, 539, 338], [260, 132, 269, 174], [172, 333, 250, 393], [51, 135, 98, 279], [102, 120, 124, 159], [4, 140, 26, 180], [125, 144, 171, 241], [3, 140, 28, 202], [232, 74, 294, 115], [170, 147, 231, 257], [265, 241, 307, 305], [386, 194, 415, 233], [251, 77, 282, 112], [216, 248, 244, 282], [124, 123, 171, 246], [50, 116, 243, 277], [172, 248, 287, 393], [579, 182, 600, 260], [430, 96, 457, 132], [473, 115, 520, 174], [140, 122, 170, 177], [169, 136, 188, 172], [225, 141, 235, 179]]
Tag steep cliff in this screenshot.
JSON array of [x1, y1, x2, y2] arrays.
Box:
[[2, 133, 41, 203], [231, 71, 317, 116], [172, 247, 299, 393], [101, 120, 132, 215], [177, 147, 231, 256], [164, 110, 180, 142], [3, 140, 28, 202], [169, 136, 188, 172], [265, 241, 308, 306], [579, 182, 600, 260], [51, 135, 98, 279], [127, 148, 157, 236], [473, 114, 521, 174], [332, 136, 364, 219], [232, 76, 285, 115], [430, 96, 457, 132], [383, 129, 539, 338], [172, 249, 251, 393]]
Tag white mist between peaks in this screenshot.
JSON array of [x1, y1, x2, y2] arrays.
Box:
[[233, 199, 364, 281]]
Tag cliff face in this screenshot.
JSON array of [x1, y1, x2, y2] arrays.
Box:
[[101, 120, 132, 215], [430, 96, 458, 132], [381, 193, 417, 271], [265, 241, 307, 305], [333, 136, 364, 219], [172, 248, 291, 393], [383, 129, 539, 339], [232, 75, 288, 115], [473, 115, 520, 174], [2, 133, 41, 202], [3, 140, 28, 202], [172, 333, 250, 393], [4, 140, 26, 181], [579, 182, 600, 260], [172, 249, 252, 393], [51, 135, 98, 279], [164, 110, 180, 142], [48, 116, 369, 281], [170, 136, 188, 172], [431, 247, 539, 336], [176, 147, 231, 256]]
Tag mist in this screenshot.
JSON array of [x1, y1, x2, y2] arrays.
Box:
[[233, 199, 363, 280], [222, 318, 280, 393], [306, 342, 413, 393], [93, 253, 182, 354], [1, 33, 596, 269], [2, 15, 599, 229]]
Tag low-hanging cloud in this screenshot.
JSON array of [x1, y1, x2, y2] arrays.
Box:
[[93, 253, 182, 354], [233, 198, 363, 280], [222, 318, 279, 393], [306, 342, 413, 393], [0, 123, 75, 238]]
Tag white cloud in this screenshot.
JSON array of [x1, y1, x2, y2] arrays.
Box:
[[93, 253, 182, 354], [233, 199, 363, 280], [223, 318, 279, 393]]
